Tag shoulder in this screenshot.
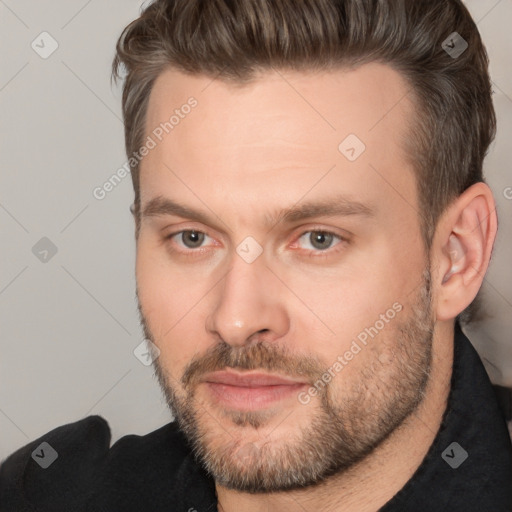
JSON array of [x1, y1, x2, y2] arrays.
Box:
[[0, 415, 110, 511], [0, 415, 187, 511]]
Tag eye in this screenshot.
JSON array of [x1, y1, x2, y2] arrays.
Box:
[[293, 230, 346, 255], [167, 230, 212, 250], [164, 228, 347, 259]]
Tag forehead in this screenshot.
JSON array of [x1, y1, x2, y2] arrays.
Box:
[[146, 62, 414, 144], [140, 63, 418, 228]]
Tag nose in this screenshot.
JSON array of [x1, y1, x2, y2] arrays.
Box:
[[205, 249, 290, 347]]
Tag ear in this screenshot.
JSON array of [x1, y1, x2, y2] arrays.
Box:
[[432, 182, 497, 321]]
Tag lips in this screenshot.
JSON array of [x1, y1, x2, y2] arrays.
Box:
[[200, 369, 308, 411], [202, 370, 305, 387]]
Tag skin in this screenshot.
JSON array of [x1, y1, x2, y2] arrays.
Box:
[[134, 63, 497, 511]]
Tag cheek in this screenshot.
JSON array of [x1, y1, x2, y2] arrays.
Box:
[[282, 262, 388, 331], [136, 244, 211, 375], [283, 241, 423, 359]]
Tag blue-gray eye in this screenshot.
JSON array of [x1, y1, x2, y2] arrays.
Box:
[[179, 230, 206, 249], [298, 231, 340, 251]]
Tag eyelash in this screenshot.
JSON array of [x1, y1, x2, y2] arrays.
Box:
[[164, 227, 348, 259]]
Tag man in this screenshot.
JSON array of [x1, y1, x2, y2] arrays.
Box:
[[1, 0, 511, 510]]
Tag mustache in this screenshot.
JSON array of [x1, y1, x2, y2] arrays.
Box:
[[181, 340, 326, 390]]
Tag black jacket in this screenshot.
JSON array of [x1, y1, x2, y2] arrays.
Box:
[[1, 323, 511, 511]]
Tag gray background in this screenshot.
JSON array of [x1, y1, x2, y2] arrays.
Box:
[[1, 0, 511, 461]]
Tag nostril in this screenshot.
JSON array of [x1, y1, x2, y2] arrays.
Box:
[[246, 329, 271, 345]]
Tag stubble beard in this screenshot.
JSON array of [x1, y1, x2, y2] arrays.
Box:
[[139, 271, 434, 493]]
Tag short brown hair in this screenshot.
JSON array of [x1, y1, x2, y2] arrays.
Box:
[[112, 0, 496, 322]]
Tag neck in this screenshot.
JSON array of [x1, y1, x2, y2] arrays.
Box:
[[215, 321, 454, 512]]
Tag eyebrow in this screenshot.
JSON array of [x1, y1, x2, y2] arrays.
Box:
[[141, 194, 375, 230]]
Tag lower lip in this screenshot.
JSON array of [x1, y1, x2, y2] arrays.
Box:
[[204, 382, 307, 410]]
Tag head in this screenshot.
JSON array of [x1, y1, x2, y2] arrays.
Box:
[[113, 0, 497, 493]]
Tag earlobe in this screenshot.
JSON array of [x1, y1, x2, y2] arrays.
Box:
[[435, 183, 497, 321]]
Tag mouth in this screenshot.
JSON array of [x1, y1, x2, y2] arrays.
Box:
[[200, 369, 308, 411]]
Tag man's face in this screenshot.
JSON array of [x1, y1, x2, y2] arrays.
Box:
[[136, 63, 434, 491]]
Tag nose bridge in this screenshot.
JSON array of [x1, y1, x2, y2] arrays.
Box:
[[206, 248, 289, 346]]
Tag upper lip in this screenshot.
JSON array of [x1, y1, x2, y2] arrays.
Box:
[[202, 369, 306, 387]]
